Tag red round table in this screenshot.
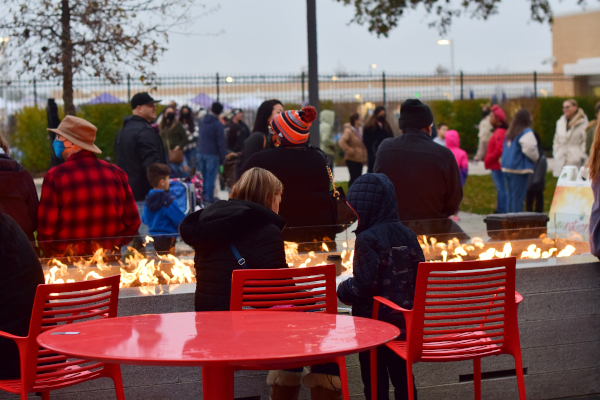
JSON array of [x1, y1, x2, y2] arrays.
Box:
[[37, 311, 399, 399]]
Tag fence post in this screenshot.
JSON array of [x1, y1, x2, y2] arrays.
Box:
[[460, 71, 464, 100], [216, 73, 220, 102], [127, 75, 131, 103], [301, 71, 305, 104], [382, 71, 386, 107], [33, 78, 37, 107], [533, 71, 537, 98]]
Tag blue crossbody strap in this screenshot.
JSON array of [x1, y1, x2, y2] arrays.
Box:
[[229, 244, 248, 268]]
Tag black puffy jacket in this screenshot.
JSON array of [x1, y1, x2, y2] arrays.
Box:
[[0, 213, 44, 379], [337, 174, 424, 330], [179, 199, 288, 312], [115, 116, 167, 201]]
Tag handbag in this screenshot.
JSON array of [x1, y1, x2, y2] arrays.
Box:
[[326, 166, 357, 226], [167, 135, 184, 164]]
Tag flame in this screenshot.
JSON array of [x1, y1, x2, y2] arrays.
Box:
[[284, 241, 299, 259], [43, 246, 196, 290], [71, 248, 110, 271], [557, 245, 576, 257], [322, 243, 329, 252], [143, 236, 154, 246], [417, 235, 579, 262]]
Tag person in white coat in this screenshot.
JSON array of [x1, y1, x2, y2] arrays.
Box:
[[552, 99, 589, 177]]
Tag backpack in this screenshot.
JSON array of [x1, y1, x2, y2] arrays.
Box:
[[168, 180, 196, 215], [374, 246, 421, 331]]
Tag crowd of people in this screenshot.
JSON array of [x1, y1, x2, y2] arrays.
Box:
[[2, 93, 600, 399]]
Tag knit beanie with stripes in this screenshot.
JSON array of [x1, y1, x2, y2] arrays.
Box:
[[270, 106, 317, 147]]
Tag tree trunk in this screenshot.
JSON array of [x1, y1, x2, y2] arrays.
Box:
[[61, 0, 75, 116]]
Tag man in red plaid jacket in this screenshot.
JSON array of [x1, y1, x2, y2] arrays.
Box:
[[38, 116, 140, 258]]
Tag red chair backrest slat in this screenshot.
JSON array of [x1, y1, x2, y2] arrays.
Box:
[[408, 258, 519, 362], [230, 265, 337, 314], [20, 275, 121, 392]]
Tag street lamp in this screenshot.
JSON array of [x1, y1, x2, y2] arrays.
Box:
[[437, 39, 455, 101]]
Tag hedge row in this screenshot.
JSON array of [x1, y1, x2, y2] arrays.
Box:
[[10, 104, 165, 172], [8, 97, 599, 172], [428, 97, 599, 153]]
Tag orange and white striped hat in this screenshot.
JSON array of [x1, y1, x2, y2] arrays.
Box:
[[270, 106, 317, 147]]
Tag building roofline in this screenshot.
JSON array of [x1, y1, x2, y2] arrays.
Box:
[[554, 7, 600, 19]]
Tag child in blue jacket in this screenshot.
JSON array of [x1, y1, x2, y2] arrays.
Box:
[[337, 173, 424, 400], [142, 163, 186, 254]]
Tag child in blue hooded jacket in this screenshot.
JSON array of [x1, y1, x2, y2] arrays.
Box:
[[337, 173, 424, 400], [142, 163, 186, 254]]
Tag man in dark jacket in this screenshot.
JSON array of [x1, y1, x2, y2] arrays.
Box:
[[374, 99, 463, 239], [0, 134, 38, 241], [226, 108, 251, 152], [337, 173, 423, 400], [115, 92, 166, 202], [197, 102, 227, 204]]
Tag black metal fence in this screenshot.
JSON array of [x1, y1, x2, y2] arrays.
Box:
[[0, 71, 582, 112]]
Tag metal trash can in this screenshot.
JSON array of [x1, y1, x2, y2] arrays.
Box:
[[484, 212, 550, 240]]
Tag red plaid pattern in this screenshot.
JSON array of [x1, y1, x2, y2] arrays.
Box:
[[38, 151, 141, 257]]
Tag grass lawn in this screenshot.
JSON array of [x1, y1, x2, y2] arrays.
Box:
[[337, 172, 559, 216], [460, 172, 558, 215]]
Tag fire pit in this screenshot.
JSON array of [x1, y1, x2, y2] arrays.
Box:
[[38, 217, 593, 293], [40, 236, 355, 293]]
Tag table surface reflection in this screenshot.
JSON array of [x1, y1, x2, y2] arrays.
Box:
[[37, 311, 400, 367]]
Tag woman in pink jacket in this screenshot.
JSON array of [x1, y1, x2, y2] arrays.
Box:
[[484, 105, 509, 213]]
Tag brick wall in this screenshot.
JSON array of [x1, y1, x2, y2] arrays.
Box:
[[552, 9, 600, 73]]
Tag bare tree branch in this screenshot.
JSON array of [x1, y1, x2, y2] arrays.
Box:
[[0, 0, 217, 113]]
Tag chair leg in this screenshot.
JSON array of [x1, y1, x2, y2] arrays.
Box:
[[406, 361, 414, 400], [335, 356, 350, 400], [473, 358, 482, 400], [513, 353, 527, 400], [370, 348, 377, 400], [108, 364, 126, 400]]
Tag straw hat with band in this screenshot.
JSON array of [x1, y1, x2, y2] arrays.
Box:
[[48, 116, 102, 154], [270, 105, 317, 147]]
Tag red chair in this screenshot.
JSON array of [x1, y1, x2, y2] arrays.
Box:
[[0, 275, 125, 400], [230, 264, 349, 400], [370, 257, 525, 400]]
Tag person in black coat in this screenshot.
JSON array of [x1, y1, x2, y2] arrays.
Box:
[[239, 106, 337, 249], [179, 167, 288, 312], [337, 173, 424, 400], [526, 131, 547, 213], [237, 99, 284, 177], [375, 99, 465, 241], [363, 105, 393, 173], [0, 134, 39, 242], [226, 109, 251, 153], [0, 212, 45, 379], [114, 93, 167, 202]]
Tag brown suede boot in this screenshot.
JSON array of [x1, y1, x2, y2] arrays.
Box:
[[303, 372, 343, 400], [267, 369, 305, 400]]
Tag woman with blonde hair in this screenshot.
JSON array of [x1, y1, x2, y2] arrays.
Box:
[[180, 167, 286, 312], [587, 122, 600, 258]]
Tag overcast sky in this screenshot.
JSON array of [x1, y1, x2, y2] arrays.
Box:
[[156, 0, 595, 75]]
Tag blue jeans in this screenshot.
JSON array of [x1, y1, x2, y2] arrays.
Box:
[[169, 159, 189, 179], [491, 170, 508, 214], [504, 172, 530, 213], [197, 153, 219, 203], [184, 149, 196, 171]]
